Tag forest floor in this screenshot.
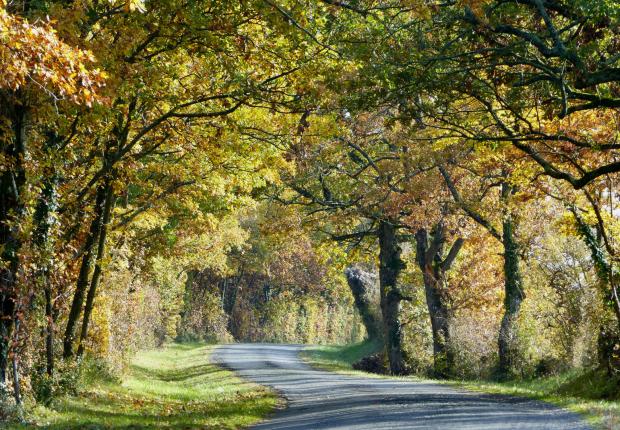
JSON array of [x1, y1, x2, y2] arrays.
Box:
[[301, 341, 620, 430], [7, 343, 277, 429]]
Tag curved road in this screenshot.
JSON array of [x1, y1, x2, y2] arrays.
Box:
[[213, 344, 590, 430]]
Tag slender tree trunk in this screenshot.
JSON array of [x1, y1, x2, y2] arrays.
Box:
[[33, 132, 61, 375], [498, 183, 525, 377], [77, 181, 114, 357], [11, 319, 21, 406], [378, 220, 408, 375], [221, 273, 240, 337], [570, 207, 620, 372], [0, 92, 27, 388], [345, 266, 382, 342], [44, 288, 54, 376], [415, 224, 463, 377], [11, 357, 20, 406], [63, 183, 107, 359]]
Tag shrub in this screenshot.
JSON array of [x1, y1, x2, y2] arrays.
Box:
[[0, 388, 22, 422], [352, 353, 388, 374], [31, 357, 115, 406], [535, 356, 568, 377]]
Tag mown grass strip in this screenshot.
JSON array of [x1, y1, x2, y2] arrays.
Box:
[[11, 343, 277, 429]]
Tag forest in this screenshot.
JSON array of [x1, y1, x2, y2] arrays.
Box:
[[1, 0, 620, 428]]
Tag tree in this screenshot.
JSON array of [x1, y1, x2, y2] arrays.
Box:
[[52, 0, 313, 358], [415, 220, 464, 376], [345, 265, 382, 343], [279, 108, 469, 374], [437, 152, 528, 377], [0, 0, 104, 388]]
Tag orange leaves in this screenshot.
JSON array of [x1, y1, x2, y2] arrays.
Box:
[[457, 0, 491, 15], [0, 8, 105, 105]]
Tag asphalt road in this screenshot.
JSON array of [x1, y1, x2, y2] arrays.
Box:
[[212, 343, 591, 430]]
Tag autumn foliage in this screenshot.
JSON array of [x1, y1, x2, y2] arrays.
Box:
[[1, 0, 620, 423]]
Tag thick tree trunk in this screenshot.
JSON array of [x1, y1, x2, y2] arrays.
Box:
[[440, 166, 525, 377], [345, 265, 382, 342], [415, 224, 463, 377], [63, 183, 108, 359], [0, 92, 27, 388], [498, 183, 525, 377], [378, 220, 408, 375], [77, 181, 114, 357], [424, 280, 452, 375]]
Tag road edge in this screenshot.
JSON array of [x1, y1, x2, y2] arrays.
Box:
[[210, 344, 289, 427]]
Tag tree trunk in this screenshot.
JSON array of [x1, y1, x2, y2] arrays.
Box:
[[221, 274, 240, 337], [498, 183, 525, 377], [0, 92, 28, 387], [63, 183, 108, 359], [424, 278, 452, 376], [415, 224, 463, 377], [35, 192, 57, 376], [33, 132, 61, 375], [378, 220, 408, 375], [440, 166, 525, 377], [77, 181, 114, 357], [570, 206, 620, 372], [345, 265, 382, 342], [11, 319, 21, 406], [44, 288, 54, 376]]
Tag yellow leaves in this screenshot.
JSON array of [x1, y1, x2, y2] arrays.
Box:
[[0, 9, 105, 105], [130, 211, 168, 231], [124, 0, 146, 13], [172, 214, 250, 274], [104, 0, 146, 13]]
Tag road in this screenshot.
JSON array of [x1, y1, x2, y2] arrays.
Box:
[[212, 344, 591, 430]]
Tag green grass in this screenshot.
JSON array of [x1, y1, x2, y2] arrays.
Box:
[[10, 343, 277, 429], [302, 342, 620, 430], [448, 370, 620, 430], [300, 340, 385, 376]]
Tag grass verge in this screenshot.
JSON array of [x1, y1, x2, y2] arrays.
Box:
[[10, 343, 277, 429], [300, 340, 385, 376], [302, 342, 620, 430], [447, 371, 620, 430]]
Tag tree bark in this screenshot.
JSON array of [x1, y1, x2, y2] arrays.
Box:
[[345, 265, 382, 342], [570, 206, 620, 372], [440, 166, 525, 378], [44, 288, 54, 376], [11, 319, 21, 406], [33, 132, 61, 375], [0, 91, 28, 388], [415, 224, 463, 377], [77, 180, 114, 357], [497, 183, 525, 377], [378, 220, 408, 375], [221, 274, 240, 337], [63, 183, 108, 359]]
